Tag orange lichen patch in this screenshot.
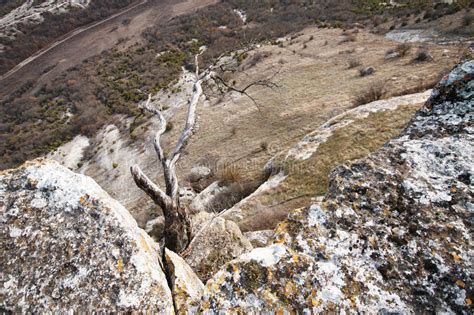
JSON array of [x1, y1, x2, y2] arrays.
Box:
[[275, 221, 288, 234], [456, 280, 466, 288], [276, 307, 295, 315], [201, 300, 210, 310], [79, 195, 90, 206], [285, 281, 297, 296], [139, 233, 151, 253], [232, 264, 239, 274], [368, 235, 377, 247], [117, 259, 124, 273], [267, 267, 274, 282], [351, 202, 360, 212], [350, 295, 357, 308], [291, 253, 299, 263], [307, 289, 322, 307], [466, 298, 472, 306], [274, 234, 286, 244], [450, 252, 462, 263]]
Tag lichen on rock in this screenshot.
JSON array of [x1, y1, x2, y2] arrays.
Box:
[[1, 159, 174, 313], [201, 60, 473, 313]]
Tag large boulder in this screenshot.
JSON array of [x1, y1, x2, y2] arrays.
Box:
[[165, 249, 205, 314], [183, 213, 253, 281], [1, 159, 174, 313], [202, 61, 473, 313]]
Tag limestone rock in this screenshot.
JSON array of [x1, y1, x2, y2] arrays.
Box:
[[188, 166, 212, 183], [179, 186, 196, 208], [145, 216, 165, 242], [164, 249, 205, 314], [1, 159, 174, 313], [244, 230, 274, 248], [187, 166, 214, 192], [202, 61, 473, 313], [184, 215, 253, 281], [359, 66, 375, 76], [189, 181, 226, 213], [385, 51, 400, 60]]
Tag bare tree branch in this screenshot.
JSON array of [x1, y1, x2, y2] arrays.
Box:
[[131, 165, 171, 212], [141, 94, 167, 161]]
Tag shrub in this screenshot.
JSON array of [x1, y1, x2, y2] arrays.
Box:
[[412, 49, 433, 63], [216, 166, 242, 185], [206, 181, 259, 213], [396, 43, 412, 57], [353, 82, 385, 107], [260, 141, 268, 151], [359, 66, 376, 77], [112, 163, 118, 169], [165, 121, 174, 132], [462, 12, 473, 26]]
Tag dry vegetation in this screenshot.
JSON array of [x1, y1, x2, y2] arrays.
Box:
[[0, 0, 135, 75], [353, 82, 386, 107], [0, 0, 469, 170], [235, 104, 423, 232], [0, 0, 25, 17]]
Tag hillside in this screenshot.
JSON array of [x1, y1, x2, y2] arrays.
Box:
[[2, 58, 472, 312], [0, 0, 473, 313]]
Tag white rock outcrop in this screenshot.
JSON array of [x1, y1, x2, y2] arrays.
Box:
[[165, 249, 205, 314], [1, 159, 174, 313]]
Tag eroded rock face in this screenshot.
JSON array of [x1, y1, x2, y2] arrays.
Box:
[[165, 249, 205, 314], [184, 214, 253, 281], [1, 160, 174, 313], [202, 61, 473, 313]]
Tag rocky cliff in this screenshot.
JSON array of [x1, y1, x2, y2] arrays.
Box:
[[202, 60, 473, 313], [1, 159, 173, 312]]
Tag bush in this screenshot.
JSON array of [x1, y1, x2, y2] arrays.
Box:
[[462, 12, 473, 26], [353, 82, 385, 107], [395, 43, 412, 57], [412, 49, 433, 63], [359, 66, 376, 77], [165, 121, 174, 132], [216, 166, 242, 185], [206, 181, 258, 213]]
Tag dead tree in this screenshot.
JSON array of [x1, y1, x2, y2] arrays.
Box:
[[131, 51, 279, 253], [131, 54, 208, 253]]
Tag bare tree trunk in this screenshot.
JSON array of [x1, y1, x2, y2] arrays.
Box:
[[131, 54, 205, 253], [131, 50, 278, 253]]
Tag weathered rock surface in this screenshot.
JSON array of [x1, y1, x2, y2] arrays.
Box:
[[145, 215, 165, 242], [202, 61, 473, 313], [244, 230, 274, 248], [1, 159, 174, 313], [183, 214, 253, 281], [165, 249, 205, 314], [189, 181, 226, 213]]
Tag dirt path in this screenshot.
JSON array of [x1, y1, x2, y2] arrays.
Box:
[[0, 0, 216, 99]]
